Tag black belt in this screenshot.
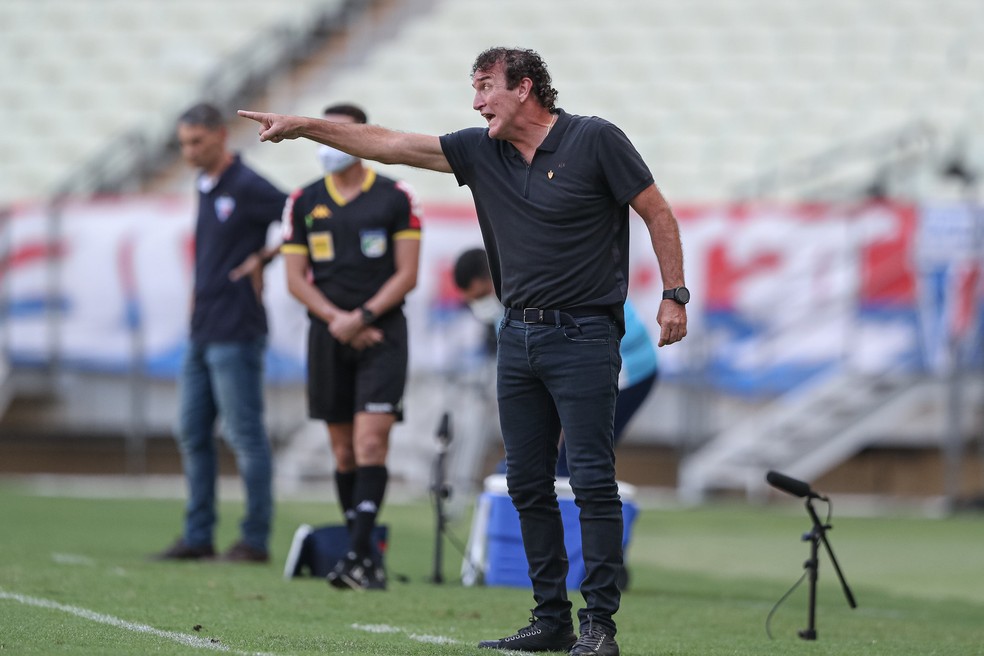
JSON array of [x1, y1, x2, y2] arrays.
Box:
[[504, 306, 611, 326]]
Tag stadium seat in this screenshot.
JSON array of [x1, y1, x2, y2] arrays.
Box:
[[4, 0, 984, 205], [0, 0, 347, 205]]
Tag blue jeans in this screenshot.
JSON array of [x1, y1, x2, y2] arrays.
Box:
[[176, 338, 272, 551], [497, 314, 623, 634]]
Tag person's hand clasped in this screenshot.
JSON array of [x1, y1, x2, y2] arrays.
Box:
[[329, 309, 382, 350], [349, 326, 384, 351], [237, 110, 301, 143]]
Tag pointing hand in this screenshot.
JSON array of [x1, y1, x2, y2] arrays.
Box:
[[237, 110, 301, 143]]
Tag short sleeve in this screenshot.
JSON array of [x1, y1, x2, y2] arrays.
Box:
[[440, 128, 487, 188], [245, 173, 288, 226], [279, 188, 308, 256], [393, 180, 423, 240], [595, 121, 654, 206]]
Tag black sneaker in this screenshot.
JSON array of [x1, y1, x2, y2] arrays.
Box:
[[326, 552, 361, 590], [569, 624, 619, 656], [364, 561, 387, 590], [326, 552, 383, 591], [478, 612, 576, 652]]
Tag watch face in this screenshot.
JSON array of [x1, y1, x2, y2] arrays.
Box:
[[676, 287, 690, 304]]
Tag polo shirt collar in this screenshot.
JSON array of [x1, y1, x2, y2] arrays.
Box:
[[538, 108, 569, 153], [499, 109, 569, 162], [197, 154, 241, 193]]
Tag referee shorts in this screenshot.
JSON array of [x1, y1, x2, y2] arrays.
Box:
[[306, 310, 408, 423]]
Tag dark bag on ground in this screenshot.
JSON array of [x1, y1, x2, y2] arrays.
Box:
[[283, 523, 388, 579]]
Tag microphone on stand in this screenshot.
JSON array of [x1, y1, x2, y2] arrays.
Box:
[[431, 412, 452, 583], [436, 411, 452, 446], [766, 470, 827, 500], [763, 469, 856, 641]]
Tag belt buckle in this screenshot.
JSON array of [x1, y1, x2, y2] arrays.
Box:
[[522, 307, 543, 323]]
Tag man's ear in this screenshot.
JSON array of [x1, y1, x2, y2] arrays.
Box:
[[517, 77, 533, 102]]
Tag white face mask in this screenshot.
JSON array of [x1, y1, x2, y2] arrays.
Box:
[[318, 144, 358, 174], [468, 294, 504, 325]]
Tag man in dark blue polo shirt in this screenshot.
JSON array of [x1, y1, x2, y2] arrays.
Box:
[[239, 46, 688, 656], [153, 102, 286, 564]]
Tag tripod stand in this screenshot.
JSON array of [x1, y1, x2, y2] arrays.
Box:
[[430, 412, 453, 583], [797, 496, 857, 640]]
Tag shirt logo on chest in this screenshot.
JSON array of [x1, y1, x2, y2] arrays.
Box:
[[305, 204, 331, 229], [360, 229, 387, 258], [214, 195, 235, 222]]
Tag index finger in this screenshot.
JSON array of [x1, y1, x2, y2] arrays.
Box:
[[237, 109, 265, 122]]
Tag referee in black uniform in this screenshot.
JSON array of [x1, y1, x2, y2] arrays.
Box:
[[280, 103, 422, 591]]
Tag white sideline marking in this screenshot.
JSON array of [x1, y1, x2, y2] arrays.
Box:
[[351, 623, 402, 634], [351, 623, 527, 653], [352, 623, 465, 646], [0, 589, 275, 655], [51, 553, 96, 566], [409, 633, 460, 645]]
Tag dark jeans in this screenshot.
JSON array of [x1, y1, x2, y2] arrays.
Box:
[[496, 314, 623, 634], [556, 370, 658, 478]]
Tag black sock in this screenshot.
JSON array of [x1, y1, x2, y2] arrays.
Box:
[[350, 465, 388, 558], [334, 470, 357, 531]]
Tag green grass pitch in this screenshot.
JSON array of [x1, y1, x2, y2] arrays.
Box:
[[1, 480, 982, 655]]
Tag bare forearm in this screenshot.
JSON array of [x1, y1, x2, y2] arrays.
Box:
[[287, 275, 340, 325], [311, 122, 449, 172], [258, 243, 280, 264], [239, 110, 451, 173], [300, 120, 384, 160], [632, 183, 688, 346], [648, 212, 685, 289], [633, 185, 685, 287], [362, 269, 417, 318], [362, 239, 420, 316]]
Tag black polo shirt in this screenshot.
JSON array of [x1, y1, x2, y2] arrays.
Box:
[[191, 155, 286, 343], [439, 109, 653, 330], [280, 168, 422, 321]]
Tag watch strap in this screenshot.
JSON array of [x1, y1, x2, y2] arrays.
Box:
[[662, 286, 690, 305]]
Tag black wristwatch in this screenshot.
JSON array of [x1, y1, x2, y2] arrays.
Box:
[[360, 306, 377, 325], [662, 286, 690, 305]]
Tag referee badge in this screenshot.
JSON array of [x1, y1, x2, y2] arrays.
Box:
[[308, 232, 335, 261], [214, 195, 235, 222], [360, 229, 387, 258]]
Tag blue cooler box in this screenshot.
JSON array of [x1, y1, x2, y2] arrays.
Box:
[[463, 475, 639, 589]]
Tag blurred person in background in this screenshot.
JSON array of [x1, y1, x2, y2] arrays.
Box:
[[280, 103, 422, 590], [453, 246, 501, 357], [239, 46, 687, 656], [452, 247, 659, 479], [153, 102, 286, 564]]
